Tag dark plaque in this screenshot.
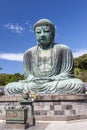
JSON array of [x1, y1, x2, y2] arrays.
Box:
[[6, 108, 27, 124]]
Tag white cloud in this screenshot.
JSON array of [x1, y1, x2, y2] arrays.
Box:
[[25, 21, 34, 32], [3, 21, 34, 34], [73, 49, 87, 58], [28, 25, 34, 32], [4, 24, 24, 34], [0, 53, 23, 61]]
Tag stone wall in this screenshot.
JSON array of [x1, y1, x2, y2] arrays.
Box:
[[0, 94, 87, 122], [33, 94, 87, 121]]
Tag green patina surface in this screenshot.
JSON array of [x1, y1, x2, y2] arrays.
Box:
[[6, 108, 27, 123], [4, 19, 85, 95]]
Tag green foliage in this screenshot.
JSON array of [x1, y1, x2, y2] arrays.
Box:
[[74, 54, 87, 82], [74, 68, 87, 82], [74, 54, 87, 69], [0, 73, 24, 86]]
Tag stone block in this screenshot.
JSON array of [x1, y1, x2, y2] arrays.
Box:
[[4, 123, 29, 130], [54, 105, 62, 110], [47, 110, 54, 116], [54, 110, 64, 115]]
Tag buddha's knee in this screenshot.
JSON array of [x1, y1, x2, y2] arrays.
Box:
[[4, 82, 23, 95], [57, 78, 85, 93]]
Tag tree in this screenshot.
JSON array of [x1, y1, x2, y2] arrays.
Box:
[[0, 73, 24, 86], [74, 54, 87, 69]]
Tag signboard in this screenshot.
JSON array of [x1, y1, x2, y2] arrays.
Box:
[[6, 108, 27, 124]]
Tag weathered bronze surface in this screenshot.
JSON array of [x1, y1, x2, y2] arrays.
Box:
[[4, 19, 85, 95], [6, 108, 27, 124]]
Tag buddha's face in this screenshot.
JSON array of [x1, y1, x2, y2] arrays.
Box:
[[35, 25, 53, 46]]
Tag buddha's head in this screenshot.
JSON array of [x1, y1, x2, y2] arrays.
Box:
[[34, 19, 55, 48]]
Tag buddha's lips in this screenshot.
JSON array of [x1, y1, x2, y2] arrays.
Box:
[[40, 38, 46, 40], [39, 36, 46, 40]]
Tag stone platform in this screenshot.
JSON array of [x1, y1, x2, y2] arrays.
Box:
[[0, 94, 87, 123], [33, 94, 87, 121]]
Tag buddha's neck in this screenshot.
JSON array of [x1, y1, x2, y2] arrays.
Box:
[[38, 43, 53, 50]]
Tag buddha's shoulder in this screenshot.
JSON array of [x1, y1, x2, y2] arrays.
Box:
[[54, 43, 70, 50], [24, 46, 37, 54]]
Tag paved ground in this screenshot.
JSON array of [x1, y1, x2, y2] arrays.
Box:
[[28, 120, 87, 130], [0, 119, 87, 130], [28, 123, 49, 130]]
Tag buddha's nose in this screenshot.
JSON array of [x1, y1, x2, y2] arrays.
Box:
[[41, 31, 44, 36]]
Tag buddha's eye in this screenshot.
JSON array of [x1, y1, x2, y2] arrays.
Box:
[[36, 31, 41, 34], [44, 30, 50, 33], [35, 29, 41, 34]]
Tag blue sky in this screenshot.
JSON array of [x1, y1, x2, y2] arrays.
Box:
[[0, 0, 87, 74]]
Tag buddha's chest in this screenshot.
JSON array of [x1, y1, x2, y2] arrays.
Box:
[[37, 49, 53, 72]]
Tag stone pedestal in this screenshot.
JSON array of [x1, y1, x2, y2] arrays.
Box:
[[0, 94, 87, 126], [33, 94, 87, 121]]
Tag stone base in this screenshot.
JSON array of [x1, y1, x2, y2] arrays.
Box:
[[0, 94, 87, 123], [33, 94, 87, 121], [4, 123, 29, 130]]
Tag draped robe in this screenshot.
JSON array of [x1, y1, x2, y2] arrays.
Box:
[[4, 43, 85, 95]]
